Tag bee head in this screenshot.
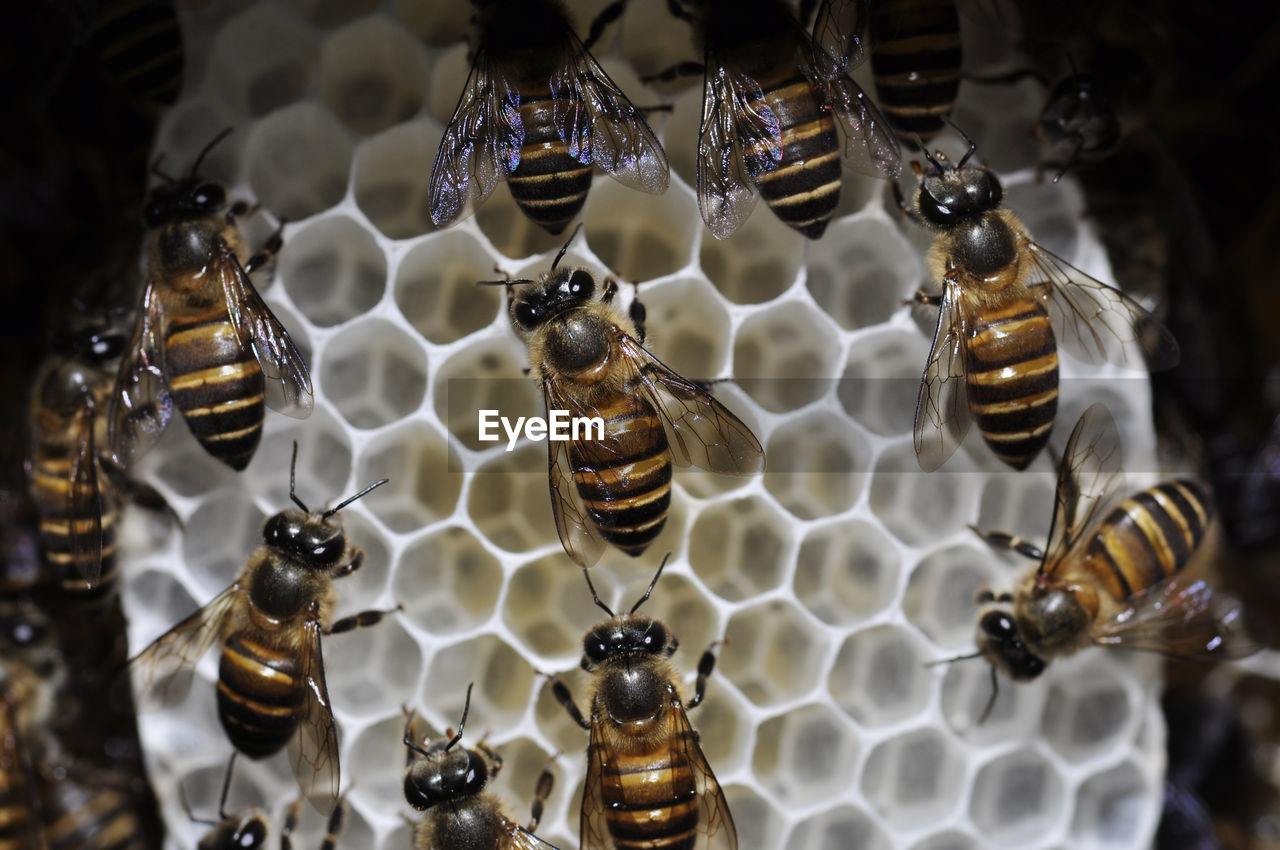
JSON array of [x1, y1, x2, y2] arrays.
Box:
[[975, 609, 1046, 682], [402, 684, 491, 810], [144, 127, 234, 227], [510, 267, 597, 333], [581, 616, 676, 670], [50, 324, 128, 364], [914, 160, 1002, 227], [218, 814, 268, 849]]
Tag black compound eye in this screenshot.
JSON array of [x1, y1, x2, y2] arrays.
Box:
[[641, 623, 667, 651], [513, 301, 540, 330], [234, 820, 267, 848], [464, 751, 489, 792], [567, 270, 593, 297], [192, 182, 225, 209], [982, 611, 1018, 640], [917, 187, 953, 225], [263, 514, 290, 546], [88, 333, 126, 361], [584, 633, 610, 665], [310, 533, 344, 563]]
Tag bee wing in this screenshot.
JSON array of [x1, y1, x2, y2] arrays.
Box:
[[810, 0, 871, 78], [817, 72, 902, 179], [214, 239, 314, 419], [913, 277, 972, 471], [1025, 239, 1179, 371], [1040, 402, 1124, 578], [1092, 577, 1260, 660], [287, 616, 340, 815], [500, 821, 563, 850], [616, 335, 764, 474], [579, 711, 614, 850], [108, 281, 173, 467], [696, 60, 782, 239], [550, 35, 669, 194], [669, 700, 738, 850], [541, 376, 609, 568], [129, 582, 241, 707], [428, 50, 522, 228], [66, 400, 106, 586]]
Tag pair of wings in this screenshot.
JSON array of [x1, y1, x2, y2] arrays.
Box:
[[696, 1, 899, 239], [428, 33, 669, 228], [1026, 403, 1254, 659], [544, 330, 764, 568], [580, 697, 736, 850], [108, 237, 313, 468], [914, 237, 1180, 471], [60, 398, 109, 586], [130, 584, 341, 814]]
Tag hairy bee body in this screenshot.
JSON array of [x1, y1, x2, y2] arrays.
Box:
[[869, 0, 962, 146]]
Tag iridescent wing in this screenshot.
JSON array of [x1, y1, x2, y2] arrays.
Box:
[[695, 58, 782, 239], [818, 71, 902, 179], [1040, 403, 1123, 579], [1092, 577, 1260, 660], [541, 376, 609, 569], [670, 700, 738, 850], [108, 281, 173, 467], [66, 399, 105, 586], [214, 238, 314, 419], [1025, 238, 1179, 371], [810, 0, 871, 79], [129, 582, 242, 707], [913, 276, 972, 471], [428, 50, 523, 228], [551, 34, 669, 194], [287, 616, 339, 815], [616, 335, 764, 474]]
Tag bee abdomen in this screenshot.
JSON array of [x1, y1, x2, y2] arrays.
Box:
[[870, 0, 962, 145], [570, 394, 671, 556], [964, 299, 1058, 470], [600, 744, 699, 850], [756, 75, 842, 239], [30, 455, 120, 596], [217, 632, 303, 759], [0, 779, 37, 850], [506, 88, 593, 235], [164, 315, 265, 471], [43, 786, 146, 850], [1086, 480, 1212, 601]]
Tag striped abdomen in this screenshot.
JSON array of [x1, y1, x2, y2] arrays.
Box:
[[217, 631, 304, 759], [963, 297, 1058, 470], [598, 729, 699, 850], [42, 784, 148, 850], [164, 310, 264, 470], [570, 390, 671, 556], [753, 68, 842, 238], [30, 446, 119, 603], [506, 82, 593, 235], [1084, 480, 1212, 602], [870, 0, 962, 146], [86, 0, 184, 107], [0, 742, 38, 850]]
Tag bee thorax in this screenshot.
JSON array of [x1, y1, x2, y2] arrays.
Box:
[[247, 560, 311, 620], [955, 214, 1017, 281], [1016, 585, 1097, 655], [546, 312, 611, 373], [601, 665, 667, 723], [156, 220, 216, 275]]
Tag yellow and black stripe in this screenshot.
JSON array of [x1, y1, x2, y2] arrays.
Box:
[[598, 733, 700, 850], [85, 0, 185, 107], [164, 310, 265, 471], [753, 67, 842, 239], [0, 749, 38, 850], [505, 81, 594, 235], [869, 0, 962, 147], [42, 784, 148, 850], [217, 632, 304, 759], [964, 297, 1058, 470], [570, 391, 672, 556], [1084, 480, 1212, 602]]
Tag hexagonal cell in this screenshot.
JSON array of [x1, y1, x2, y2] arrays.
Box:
[[353, 120, 438, 239], [395, 526, 503, 636], [903, 544, 1002, 650], [344, 712, 413, 820], [145, 429, 240, 499], [650, 84, 703, 191], [467, 445, 559, 554], [969, 747, 1068, 845], [582, 178, 694, 282], [181, 490, 267, 594], [633, 275, 730, 380], [316, 15, 430, 135], [475, 181, 573, 259], [279, 215, 386, 327], [169, 759, 275, 846], [153, 99, 241, 184], [355, 422, 462, 533], [869, 441, 982, 546], [939, 656, 1047, 739], [689, 684, 755, 778], [331, 509, 391, 613], [722, 599, 827, 707], [320, 318, 427, 429], [245, 102, 351, 221], [975, 470, 1058, 549], [795, 519, 900, 627], [207, 4, 319, 118], [502, 553, 603, 659], [808, 216, 923, 331], [839, 328, 930, 438], [395, 231, 505, 344], [688, 496, 790, 602], [700, 208, 803, 304], [125, 568, 200, 657], [1042, 668, 1136, 764], [734, 301, 841, 413], [323, 613, 421, 717], [434, 340, 542, 453], [764, 410, 872, 519], [907, 831, 982, 850], [723, 785, 788, 850], [784, 804, 891, 850], [483, 735, 566, 833], [860, 727, 966, 828], [1071, 761, 1157, 847], [753, 703, 858, 806], [427, 43, 472, 125], [283, 0, 379, 29], [242, 406, 353, 510], [1006, 176, 1084, 262], [421, 634, 535, 734], [829, 624, 933, 727]]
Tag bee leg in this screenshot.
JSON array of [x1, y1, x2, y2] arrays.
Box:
[[968, 525, 1045, 561], [324, 604, 403, 636], [686, 640, 724, 709], [974, 588, 1013, 605], [547, 675, 591, 730], [332, 549, 364, 579], [903, 288, 942, 309], [228, 200, 259, 220], [583, 0, 627, 51], [473, 739, 503, 776], [318, 795, 348, 850], [642, 60, 704, 84], [281, 795, 304, 850], [245, 219, 287, 274], [526, 754, 557, 832], [629, 281, 648, 344]]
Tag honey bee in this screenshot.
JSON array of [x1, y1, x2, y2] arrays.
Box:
[[497, 228, 763, 568], [866, 0, 962, 148], [1036, 71, 1121, 183], [403, 684, 559, 850], [110, 128, 313, 473], [960, 404, 1255, 718], [428, 0, 669, 235], [130, 443, 395, 813], [183, 760, 347, 850], [39, 770, 159, 850], [650, 0, 899, 239], [548, 556, 736, 850], [905, 128, 1177, 471]]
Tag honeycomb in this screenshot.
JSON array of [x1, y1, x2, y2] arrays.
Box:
[[119, 2, 1174, 848]]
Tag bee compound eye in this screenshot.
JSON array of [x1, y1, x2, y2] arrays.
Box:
[[514, 301, 539, 329], [568, 270, 593, 296]]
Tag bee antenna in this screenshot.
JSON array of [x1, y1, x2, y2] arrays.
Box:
[[582, 567, 615, 618], [323, 477, 390, 519], [944, 118, 978, 168], [402, 707, 431, 759], [177, 780, 218, 827], [551, 222, 584, 271], [916, 137, 943, 173], [630, 552, 671, 615], [446, 683, 475, 751], [288, 442, 310, 513], [191, 126, 234, 177], [218, 751, 238, 821], [924, 650, 983, 667], [476, 278, 533, 287], [150, 153, 176, 184], [978, 664, 1000, 724]]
